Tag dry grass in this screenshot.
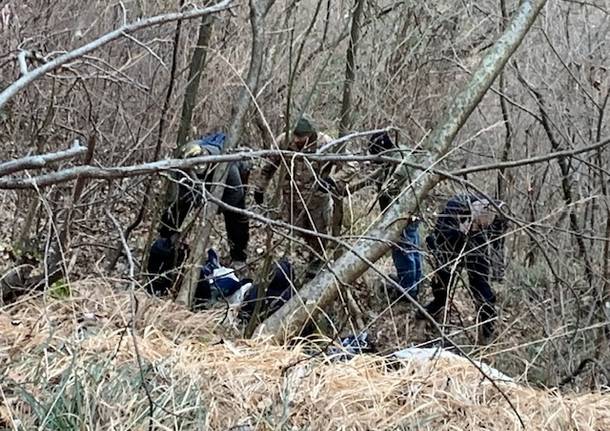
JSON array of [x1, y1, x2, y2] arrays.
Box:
[[0, 281, 608, 430]]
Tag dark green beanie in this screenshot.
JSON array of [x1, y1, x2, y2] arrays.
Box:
[[294, 116, 317, 137]]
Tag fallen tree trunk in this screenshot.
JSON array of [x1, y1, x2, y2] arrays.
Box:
[[255, 0, 548, 342]]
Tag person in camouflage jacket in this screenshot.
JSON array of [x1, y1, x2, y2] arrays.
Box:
[[253, 116, 358, 263]]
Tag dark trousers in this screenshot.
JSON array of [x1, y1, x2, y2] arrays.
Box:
[[427, 232, 496, 335], [147, 238, 188, 296], [159, 162, 250, 262], [222, 195, 249, 262]]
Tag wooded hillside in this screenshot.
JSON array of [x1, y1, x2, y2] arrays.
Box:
[[0, 0, 608, 429]]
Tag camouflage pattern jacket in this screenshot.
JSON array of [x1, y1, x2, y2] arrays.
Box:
[[254, 132, 358, 221]]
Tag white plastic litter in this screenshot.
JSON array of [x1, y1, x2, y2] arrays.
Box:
[[393, 346, 514, 383]]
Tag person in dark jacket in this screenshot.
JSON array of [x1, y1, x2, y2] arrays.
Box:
[[146, 133, 251, 296], [421, 193, 508, 343], [368, 132, 422, 300]]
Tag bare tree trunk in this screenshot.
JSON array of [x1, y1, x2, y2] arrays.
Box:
[[176, 13, 215, 148], [140, 8, 215, 271], [333, 0, 365, 248], [597, 89, 610, 349], [338, 0, 365, 137], [597, 90, 610, 289], [176, 0, 272, 306], [496, 0, 512, 201], [255, 0, 548, 342], [516, 70, 594, 286]]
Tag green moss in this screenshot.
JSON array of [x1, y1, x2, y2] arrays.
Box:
[[50, 279, 71, 299]]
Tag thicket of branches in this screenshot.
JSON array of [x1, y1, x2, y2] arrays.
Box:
[[1, 0, 609, 391]]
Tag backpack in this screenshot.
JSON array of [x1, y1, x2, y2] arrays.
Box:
[[196, 132, 226, 154]]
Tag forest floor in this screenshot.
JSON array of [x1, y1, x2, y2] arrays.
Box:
[[1, 179, 609, 429], [1, 281, 609, 430]]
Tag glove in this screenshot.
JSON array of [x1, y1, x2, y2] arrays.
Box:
[[254, 190, 264, 205]]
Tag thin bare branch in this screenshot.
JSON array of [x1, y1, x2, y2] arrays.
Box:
[[0, 140, 86, 177], [2, 136, 609, 189], [0, 0, 233, 110]]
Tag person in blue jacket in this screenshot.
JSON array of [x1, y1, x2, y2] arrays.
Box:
[[147, 133, 251, 296], [368, 132, 422, 300]]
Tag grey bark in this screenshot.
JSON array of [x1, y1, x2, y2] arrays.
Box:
[[338, 0, 365, 137], [176, 14, 215, 148], [334, 0, 366, 248], [255, 0, 549, 342], [0, 141, 85, 176]]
